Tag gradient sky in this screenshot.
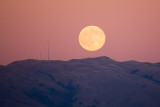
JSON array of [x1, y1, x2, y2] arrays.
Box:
[[0, 0, 160, 65]]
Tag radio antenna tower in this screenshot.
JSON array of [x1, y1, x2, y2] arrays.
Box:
[[40, 53, 42, 60], [48, 40, 50, 60]]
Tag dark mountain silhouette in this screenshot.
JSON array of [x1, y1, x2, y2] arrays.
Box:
[[0, 65, 4, 69], [0, 56, 160, 107]]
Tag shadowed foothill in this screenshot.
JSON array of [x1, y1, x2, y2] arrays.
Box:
[[0, 56, 160, 107]]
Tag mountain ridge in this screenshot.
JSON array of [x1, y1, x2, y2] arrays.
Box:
[[4, 56, 160, 67], [0, 56, 160, 107]]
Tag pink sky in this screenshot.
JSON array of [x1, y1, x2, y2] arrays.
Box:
[[0, 0, 160, 65]]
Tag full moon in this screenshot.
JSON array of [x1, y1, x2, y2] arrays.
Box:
[[79, 26, 106, 51]]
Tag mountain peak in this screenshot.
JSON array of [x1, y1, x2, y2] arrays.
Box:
[[1, 56, 160, 107], [69, 56, 115, 63]]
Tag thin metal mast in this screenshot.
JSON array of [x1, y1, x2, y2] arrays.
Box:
[[48, 41, 50, 60], [40, 53, 42, 60]]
